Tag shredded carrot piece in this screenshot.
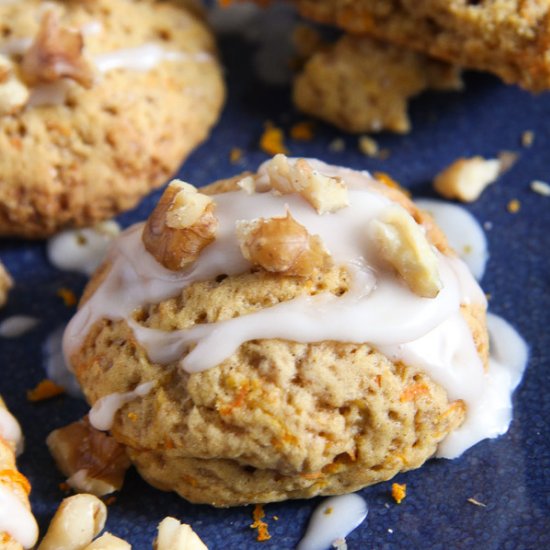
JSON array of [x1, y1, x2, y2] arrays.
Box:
[[400, 382, 429, 402], [290, 121, 315, 141], [0, 469, 31, 495], [250, 504, 271, 542], [57, 287, 77, 307], [27, 379, 65, 402], [507, 199, 521, 213], [230, 147, 243, 164], [127, 412, 138, 422], [391, 482, 407, 504], [219, 383, 249, 416], [259, 122, 289, 155]]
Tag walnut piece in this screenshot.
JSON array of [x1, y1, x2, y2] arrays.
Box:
[[0, 54, 30, 115], [142, 180, 218, 271], [46, 417, 131, 497], [265, 154, 349, 214], [236, 211, 332, 277], [22, 10, 95, 88], [433, 156, 501, 202], [154, 517, 208, 550], [85, 533, 131, 550], [370, 205, 442, 298]]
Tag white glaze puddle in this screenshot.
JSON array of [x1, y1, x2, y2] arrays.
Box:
[[47, 221, 121, 276], [63, 157, 526, 458], [415, 199, 488, 280], [297, 494, 368, 550], [0, 406, 23, 455], [0, 485, 38, 549], [89, 381, 154, 431], [44, 326, 82, 397], [0, 315, 39, 338]]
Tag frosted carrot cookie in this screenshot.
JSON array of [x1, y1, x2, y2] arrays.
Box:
[[0, 261, 12, 307], [0, 397, 39, 549], [0, 0, 224, 238], [294, 34, 462, 133], [291, 0, 550, 92], [63, 155, 525, 507]]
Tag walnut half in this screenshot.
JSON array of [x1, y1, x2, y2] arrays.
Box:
[[236, 210, 333, 277], [370, 205, 442, 298], [142, 180, 218, 271], [47, 417, 131, 497], [21, 10, 95, 88]]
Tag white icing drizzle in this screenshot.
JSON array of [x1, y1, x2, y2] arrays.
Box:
[[47, 221, 121, 276], [89, 381, 154, 431], [0, 315, 39, 338], [415, 199, 488, 280], [0, 37, 32, 56], [297, 494, 368, 550], [44, 326, 82, 397], [94, 43, 211, 73], [63, 158, 526, 458], [0, 406, 23, 455], [0, 485, 38, 549]]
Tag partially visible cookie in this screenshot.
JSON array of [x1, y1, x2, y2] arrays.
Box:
[[0, 0, 224, 238], [293, 0, 550, 92], [294, 34, 462, 134], [0, 260, 12, 307]]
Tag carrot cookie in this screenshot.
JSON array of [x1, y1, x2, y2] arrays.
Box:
[[292, 0, 550, 92], [62, 155, 528, 507], [294, 34, 462, 133], [0, 0, 224, 238]]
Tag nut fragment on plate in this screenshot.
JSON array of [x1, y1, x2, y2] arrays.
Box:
[[47, 417, 131, 497], [265, 154, 349, 214], [0, 55, 30, 116], [154, 517, 207, 550], [236, 211, 333, 277], [84, 533, 131, 550], [0, 260, 13, 308], [21, 10, 95, 88], [142, 180, 218, 271], [370, 205, 442, 298], [38, 494, 106, 550], [434, 156, 502, 202]]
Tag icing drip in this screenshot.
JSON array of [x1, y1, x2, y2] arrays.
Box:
[[0, 406, 23, 455], [0, 485, 38, 549], [89, 381, 154, 431], [297, 494, 368, 550], [63, 158, 526, 458]]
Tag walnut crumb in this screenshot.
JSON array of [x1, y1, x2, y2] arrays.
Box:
[[142, 180, 218, 271], [260, 121, 289, 155], [530, 180, 550, 196], [27, 379, 65, 402], [521, 130, 534, 148], [358, 135, 379, 157], [434, 156, 501, 202], [236, 211, 333, 277]]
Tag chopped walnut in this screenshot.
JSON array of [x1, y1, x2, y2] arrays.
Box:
[[142, 180, 218, 271], [21, 10, 95, 88], [154, 517, 208, 550], [265, 154, 349, 214], [371, 205, 442, 298], [434, 156, 501, 202], [0, 55, 30, 116], [46, 417, 131, 497], [236, 211, 332, 277]]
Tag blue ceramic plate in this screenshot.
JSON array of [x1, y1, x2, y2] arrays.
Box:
[[1, 23, 549, 550]]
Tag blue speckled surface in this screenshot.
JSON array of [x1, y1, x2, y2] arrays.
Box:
[[1, 24, 549, 550]]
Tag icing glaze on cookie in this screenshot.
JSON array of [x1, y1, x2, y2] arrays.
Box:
[[0, 485, 38, 549]]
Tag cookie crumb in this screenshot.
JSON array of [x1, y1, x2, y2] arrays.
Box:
[[328, 138, 345, 152], [290, 121, 315, 141], [57, 287, 77, 307], [358, 135, 379, 157], [521, 130, 534, 148], [467, 497, 487, 507], [530, 180, 550, 196], [58, 481, 70, 493], [250, 504, 271, 542], [391, 482, 407, 504], [260, 122, 289, 155], [507, 199, 521, 213], [497, 150, 519, 174], [229, 147, 243, 164], [388, 528, 394, 534], [27, 379, 65, 401]]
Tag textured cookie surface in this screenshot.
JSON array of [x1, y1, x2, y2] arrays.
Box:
[[294, 34, 462, 133], [70, 170, 489, 507], [0, 0, 224, 237], [292, 0, 550, 92]]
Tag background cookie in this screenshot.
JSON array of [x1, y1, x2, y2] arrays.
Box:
[[0, 0, 224, 237]]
